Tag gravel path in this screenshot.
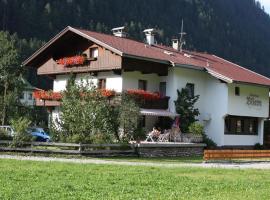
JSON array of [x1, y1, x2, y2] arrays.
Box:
[[1, 155, 270, 169]]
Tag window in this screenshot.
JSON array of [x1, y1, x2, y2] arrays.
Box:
[[138, 80, 147, 91], [98, 79, 106, 89], [186, 83, 195, 98], [225, 115, 258, 135], [235, 87, 240, 96], [159, 82, 166, 96], [28, 93, 33, 100], [90, 47, 99, 58]]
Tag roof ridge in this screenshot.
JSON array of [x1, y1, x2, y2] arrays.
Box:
[[76, 27, 148, 45]]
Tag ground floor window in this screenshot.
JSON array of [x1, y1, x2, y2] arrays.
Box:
[[225, 115, 258, 135]]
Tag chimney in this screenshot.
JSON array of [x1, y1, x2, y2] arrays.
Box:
[[112, 26, 127, 37], [143, 28, 156, 45], [172, 38, 180, 51]]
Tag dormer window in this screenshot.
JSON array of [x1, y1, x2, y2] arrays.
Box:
[[90, 47, 99, 59]]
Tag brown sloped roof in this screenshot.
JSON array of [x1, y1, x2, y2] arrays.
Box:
[[24, 26, 270, 87], [78, 28, 270, 86]]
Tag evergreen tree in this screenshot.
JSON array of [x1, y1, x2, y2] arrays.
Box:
[[0, 31, 21, 125], [174, 88, 200, 133]]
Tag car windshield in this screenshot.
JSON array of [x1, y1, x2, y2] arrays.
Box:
[[29, 128, 45, 133]]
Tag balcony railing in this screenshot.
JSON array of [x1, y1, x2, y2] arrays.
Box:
[[140, 97, 170, 109], [125, 90, 170, 110], [33, 89, 170, 110]]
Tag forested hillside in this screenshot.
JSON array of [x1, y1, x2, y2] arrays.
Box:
[[1, 0, 270, 79]]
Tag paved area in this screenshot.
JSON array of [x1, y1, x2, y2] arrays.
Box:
[[1, 155, 270, 169]]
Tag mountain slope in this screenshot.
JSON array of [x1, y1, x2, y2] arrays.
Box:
[[1, 0, 270, 77]]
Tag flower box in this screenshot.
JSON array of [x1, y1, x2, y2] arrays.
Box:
[[56, 56, 86, 67]]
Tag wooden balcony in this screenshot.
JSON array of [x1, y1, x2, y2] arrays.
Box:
[[139, 97, 170, 110]]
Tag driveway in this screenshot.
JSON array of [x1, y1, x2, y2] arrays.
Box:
[[1, 155, 270, 169]]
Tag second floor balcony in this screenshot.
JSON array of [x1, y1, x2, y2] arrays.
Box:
[[33, 89, 170, 110]]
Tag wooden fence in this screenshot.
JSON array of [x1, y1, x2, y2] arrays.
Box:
[[204, 149, 270, 160], [0, 141, 136, 156]]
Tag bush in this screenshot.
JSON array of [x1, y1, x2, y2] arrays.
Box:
[[133, 126, 146, 141], [254, 143, 265, 150], [10, 117, 32, 147], [174, 88, 200, 132], [188, 122, 204, 135], [202, 134, 217, 149]]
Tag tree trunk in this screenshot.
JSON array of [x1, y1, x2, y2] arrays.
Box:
[[2, 81, 8, 126]]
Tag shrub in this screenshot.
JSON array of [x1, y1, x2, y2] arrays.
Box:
[[254, 143, 265, 150], [174, 88, 200, 132], [133, 126, 146, 141], [188, 122, 204, 135], [55, 75, 118, 144], [10, 117, 32, 147], [118, 94, 141, 141], [202, 134, 217, 149]]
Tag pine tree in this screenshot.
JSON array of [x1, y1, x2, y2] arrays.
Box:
[[174, 88, 200, 133]]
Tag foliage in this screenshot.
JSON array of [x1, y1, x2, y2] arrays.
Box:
[[1, 159, 270, 199], [202, 134, 217, 149], [0, 128, 12, 140], [56, 75, 117, 143], [118, 94, 141, 141], [33, 90, 62, 100], [0, 31, 22, 125], [188, 122, 204, 135], [154, 117, 174, 130], [133, 126, 146, 141], [254, 143, 265, 150], [1, 0, 270, 78], [174, 88, 200, 132], [126, 89, 161, 101], [10, 117, 32, 147]]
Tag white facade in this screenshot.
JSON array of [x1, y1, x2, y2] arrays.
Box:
[[51, 67, 269, 146]]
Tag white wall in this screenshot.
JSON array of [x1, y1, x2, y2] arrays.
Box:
[[166, 67, 207, 113], [202, 77, 228, 146], [53, 72, 122, 93], [228, 83, 269, 118], [122, 71, 160, 92], [54, 74, 69, 92], [165, 67, 229, 146]]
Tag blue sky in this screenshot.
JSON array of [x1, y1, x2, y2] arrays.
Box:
[[258, 0, 270, 14]]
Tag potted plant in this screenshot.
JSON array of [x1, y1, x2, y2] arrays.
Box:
[[182, 122, 204, 143]]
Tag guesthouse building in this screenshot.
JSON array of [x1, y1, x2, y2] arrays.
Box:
[[23, 26, 270, 147]]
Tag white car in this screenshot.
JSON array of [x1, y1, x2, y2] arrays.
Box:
[[0, 126, 16, 137]]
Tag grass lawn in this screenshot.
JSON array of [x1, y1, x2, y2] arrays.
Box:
[[1, 159, 270, 200]]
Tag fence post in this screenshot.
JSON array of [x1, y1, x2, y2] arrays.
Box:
[[79, 143, 82, 154]]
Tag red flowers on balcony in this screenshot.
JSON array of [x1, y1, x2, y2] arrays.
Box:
[[100, 89, 116, 98], [33, 89, 116, 101], [126, 89, 161, 100], [33, 90, 62, 101], [56, 56, 86, 67]]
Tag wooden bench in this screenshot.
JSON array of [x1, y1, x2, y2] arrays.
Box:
[[204, 149, 270, 160]]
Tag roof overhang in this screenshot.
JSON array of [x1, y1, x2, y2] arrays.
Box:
[[140, 109, 179, 117], [22, 26, 123, 67], [206, 68, 233, 83]]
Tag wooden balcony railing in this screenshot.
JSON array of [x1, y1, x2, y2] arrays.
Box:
[[140, 97, 170, 109]]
